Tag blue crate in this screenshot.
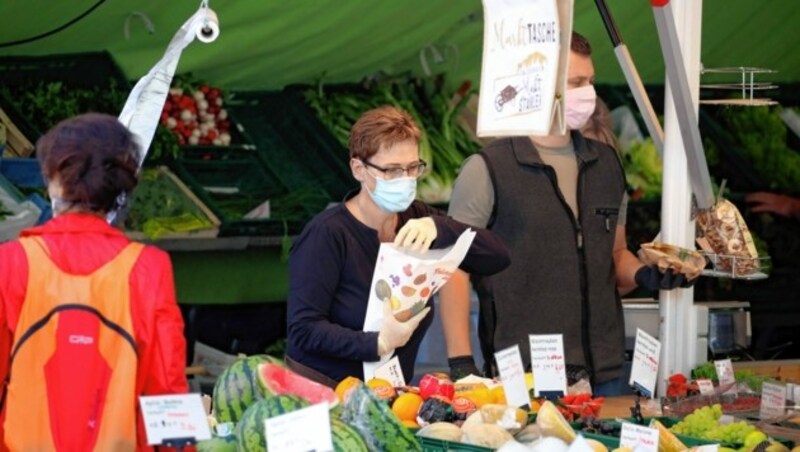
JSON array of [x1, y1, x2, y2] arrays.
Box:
[[0, 157, 44, 188]]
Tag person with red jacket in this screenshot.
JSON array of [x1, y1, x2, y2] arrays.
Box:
[[0, 113, 188, 451]]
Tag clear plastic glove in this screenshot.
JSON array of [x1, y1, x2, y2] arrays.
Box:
[[394, 217, 437, 253], [634, 265, 696, 291], [377, 301, 431, 356]]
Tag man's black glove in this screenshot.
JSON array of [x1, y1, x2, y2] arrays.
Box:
[[635, 265, 696, 291], [448, 355, 481, 380]]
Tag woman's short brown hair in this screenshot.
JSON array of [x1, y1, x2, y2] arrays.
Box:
[[348, 106, 421, 160], [37, 113, 141, 213]]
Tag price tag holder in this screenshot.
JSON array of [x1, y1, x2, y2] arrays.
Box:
[[714, 359, 736, 394], [139, 393, 212, 446], [529, 334, 567, 398], [265, 403, 333, 452], [494, 345, 530, 409], [696, 379, 715, 396], [760, 381, 787, 420], [628, 328, 661, 398], [374, 356, 406, 387], [619, 422, 659, 452]]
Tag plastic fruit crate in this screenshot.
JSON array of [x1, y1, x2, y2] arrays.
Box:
[[0, 52, 132, 141], [0, 172, 41, 242], [227, 90, 354, 202], [169, 147, 324, 237]]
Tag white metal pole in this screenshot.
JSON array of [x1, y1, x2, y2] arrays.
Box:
[[657, 0, 702, 397]]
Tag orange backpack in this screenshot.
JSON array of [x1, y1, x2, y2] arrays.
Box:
[[2, 236, 143, 452]]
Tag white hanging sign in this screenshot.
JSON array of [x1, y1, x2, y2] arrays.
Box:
[[477, 0, 574, 137]]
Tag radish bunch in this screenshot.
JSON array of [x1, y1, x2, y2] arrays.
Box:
[[160, 84, 232, 146]]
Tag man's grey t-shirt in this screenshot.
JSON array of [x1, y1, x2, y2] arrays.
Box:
[[448, 140, 628, 227]]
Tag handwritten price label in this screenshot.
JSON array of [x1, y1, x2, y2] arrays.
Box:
[[495, 345, 530, 408], [629, 328, 661, 398], [529, 334, 567, 396], [714, 359, 736, 394], [760, 381, 787, 420], [139, 394, 211, 445], [266, 403, 333, 452], [696, 379, 715, 396], [620, 422, 659, 452]]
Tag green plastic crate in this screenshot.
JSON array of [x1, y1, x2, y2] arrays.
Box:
[[227, 90, 354, 202], [169, 146, 325, 237], [0, 51, 132, 141]]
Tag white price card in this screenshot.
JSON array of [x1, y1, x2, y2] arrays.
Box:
[[266, 403, 333, 452], [374, 356, 406, 387], [691, 446, 719, 452], [714, 359, 736, 394], [139, 393, 212, 445], [628, 328, 661, 398], [619, 422, 659, 452], [696, 379, 715, 396], [495, 345, 530, 409], [529, 334, 567, 397], [760, 381, 787, 420]]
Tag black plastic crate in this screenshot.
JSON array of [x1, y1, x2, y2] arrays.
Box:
[[169, 147, 326, 237], [228, 90, 354, 202], [0, 51, 132, 141]]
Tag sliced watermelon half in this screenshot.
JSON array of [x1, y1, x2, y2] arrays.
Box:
[[257, 362, 339, 407]]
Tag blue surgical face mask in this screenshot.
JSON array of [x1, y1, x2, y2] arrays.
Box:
[[366, 175, 417, 213]]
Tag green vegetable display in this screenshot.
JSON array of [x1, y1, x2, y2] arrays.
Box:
[[124, 168, 215, 239], [304, 74, 481, 204], [621, 137, 662, 201], [721, 106, 800, 194]]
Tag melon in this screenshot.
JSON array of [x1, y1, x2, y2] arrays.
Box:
[[234, 395, 309, 452], [257, 362, 338, 407], [196, 435, 237, 452], [212, 354, 280, 423]]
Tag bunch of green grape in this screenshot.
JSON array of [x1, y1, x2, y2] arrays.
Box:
[[670, 404, 723, 438], [702, 421, 757, 444]]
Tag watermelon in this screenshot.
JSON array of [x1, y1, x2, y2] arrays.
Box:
[[331, 417, 368, 452], [341, 382, 421, 452], [196, 435, 237, 452], [234, 395, 309, 452], [212, 355, 281, 423], [257, 363, 338, 407]]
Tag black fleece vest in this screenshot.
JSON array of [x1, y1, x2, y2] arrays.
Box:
[[475, 132, 627, 383]]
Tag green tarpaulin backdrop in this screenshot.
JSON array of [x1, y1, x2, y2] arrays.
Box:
[[2, 0, 798, 90]]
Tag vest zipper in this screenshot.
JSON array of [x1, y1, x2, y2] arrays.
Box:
[[543, 164, 595, 379]]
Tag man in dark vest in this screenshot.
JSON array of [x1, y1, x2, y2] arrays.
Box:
[[440, 32, 696, 395]]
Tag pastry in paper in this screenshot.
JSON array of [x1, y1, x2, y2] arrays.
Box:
[[638, 242, 707, 280], [696, 199, 760, 275]]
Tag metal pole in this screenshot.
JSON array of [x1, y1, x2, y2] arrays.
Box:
[[593, 0, 665, 156], [653, 0, 702, 396]]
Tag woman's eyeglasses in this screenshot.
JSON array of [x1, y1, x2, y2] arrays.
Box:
[[361, 159, 427, 180]]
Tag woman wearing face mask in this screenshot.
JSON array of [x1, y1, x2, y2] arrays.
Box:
[[285, 106, 511, 386], [0, 113, 187, 450]]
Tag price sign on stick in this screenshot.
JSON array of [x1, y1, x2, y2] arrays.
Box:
[[374, 356, 405, 388], [266, 403, 333, 452], [495, 345, 530, 409], [529, 334, 567, 397], [714, 359, 736, 394], [139, 394, 212, 445], [629, 328, 661, 398], [760, 381, 787, 421], [619, 422, 659, 452]]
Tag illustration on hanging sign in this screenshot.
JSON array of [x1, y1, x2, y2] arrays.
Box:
[[362, 229, 477, 378], [478, 0, 574, 137]]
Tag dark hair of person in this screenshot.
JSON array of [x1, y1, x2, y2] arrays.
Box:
[[571, 31, 592, 56], [37, 113, 141, 213]]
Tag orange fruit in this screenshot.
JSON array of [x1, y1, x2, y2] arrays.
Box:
[[391, 392, 424, 422], [334, 376, 361, 403], [490, 386, 506, 405], [366, 377, 396, 401], [401, 419, 420, 429]]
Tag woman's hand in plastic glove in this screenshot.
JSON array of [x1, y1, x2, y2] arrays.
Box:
[[394, 217, 437, 253], [377, 301, 431, 356]]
